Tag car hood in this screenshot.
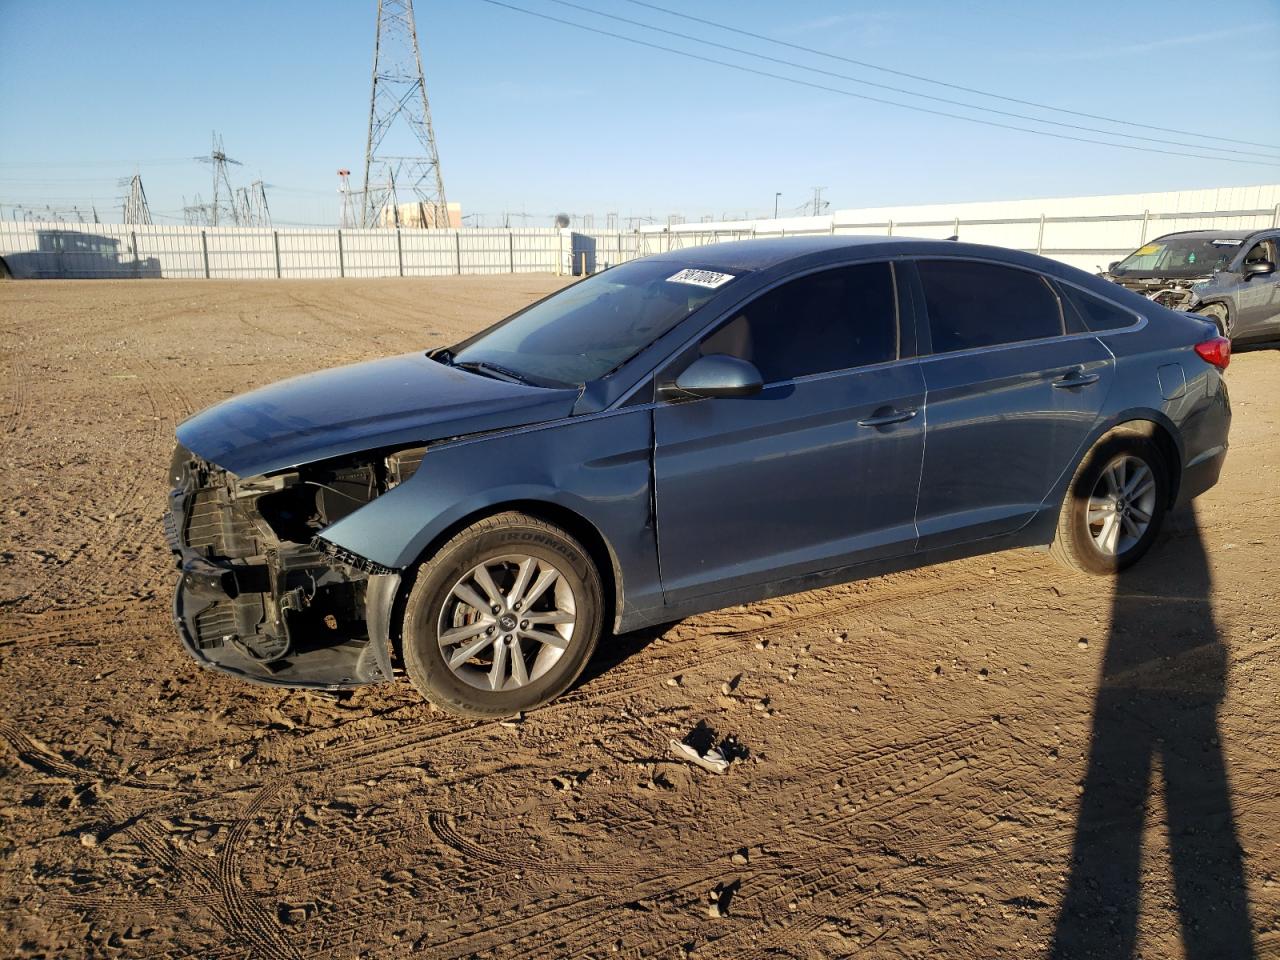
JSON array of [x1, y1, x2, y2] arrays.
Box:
[[176, 351, 580, 477]]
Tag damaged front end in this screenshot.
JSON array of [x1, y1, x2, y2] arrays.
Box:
[[164, 443, 423, 689], [1104, 274, 1208, 311]]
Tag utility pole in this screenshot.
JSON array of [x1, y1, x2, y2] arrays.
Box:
[[362, 0, 448, 228], [195, 132, 243, 226]]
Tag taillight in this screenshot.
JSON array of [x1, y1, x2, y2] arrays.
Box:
[[1194, 336, 1231, 370]]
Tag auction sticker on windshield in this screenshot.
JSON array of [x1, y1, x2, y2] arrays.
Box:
[[667, 268, 735, 289]]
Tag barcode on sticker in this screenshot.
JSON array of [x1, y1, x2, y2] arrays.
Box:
[[666, 268, 735, 289]]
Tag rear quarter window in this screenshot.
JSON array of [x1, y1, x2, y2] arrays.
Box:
[[1062, 286, 1140, 333]]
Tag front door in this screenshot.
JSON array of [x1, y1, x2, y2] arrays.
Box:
[[909, 258, 1115, 549], [653, 261, 925, 605], [1232, 236, 1280, 339]]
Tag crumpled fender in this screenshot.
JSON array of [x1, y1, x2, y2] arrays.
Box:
[[318, 407, 665, 625]]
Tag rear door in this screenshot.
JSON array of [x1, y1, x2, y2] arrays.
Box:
[[909, 258, 1115, 550], [653, 261, 925, 605]]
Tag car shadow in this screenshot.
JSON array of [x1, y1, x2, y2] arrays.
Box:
[[575, 621, 678, 688], [1050, 504, 1255, 958]]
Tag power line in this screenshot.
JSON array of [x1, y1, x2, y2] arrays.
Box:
[[620, 0, 1280, 153], [476, 0, 1278, 168], [545, 0, 1279, 162]]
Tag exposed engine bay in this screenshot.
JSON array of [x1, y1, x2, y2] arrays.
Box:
[[164, 443, 422, 688], [1101, 274, 1204, 310]]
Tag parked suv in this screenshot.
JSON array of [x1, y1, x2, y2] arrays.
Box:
[[1103, 229, 1280, 344]]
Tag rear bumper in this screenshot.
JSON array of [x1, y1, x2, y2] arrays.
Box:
[[1176, 444, 1228, 508]]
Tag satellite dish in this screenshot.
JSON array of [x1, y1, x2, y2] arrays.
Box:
[[554, 213, 570, 228]]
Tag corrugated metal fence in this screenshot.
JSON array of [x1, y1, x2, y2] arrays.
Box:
[[4, 187, 1278, 280]]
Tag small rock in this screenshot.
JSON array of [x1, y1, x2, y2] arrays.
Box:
[[730, 849, 749, 865], [79, 832, 98, 848], [666, 676, 682, 687], [753, 638, 768, 651], [1077, 638, 1089, 649]]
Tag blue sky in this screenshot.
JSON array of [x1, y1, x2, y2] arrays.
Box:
[[2, 0, 1278, 225]]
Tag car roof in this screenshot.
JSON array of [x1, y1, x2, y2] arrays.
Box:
[[644, 234, 922, 271], [1153, 228, 1269, 242]]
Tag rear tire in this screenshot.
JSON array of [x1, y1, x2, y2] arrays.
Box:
[[1050, 431, 1169, 576], [401, 512, 603, 718]]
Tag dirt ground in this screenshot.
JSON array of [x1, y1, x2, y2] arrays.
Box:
[[1, 276, 1277, 959]]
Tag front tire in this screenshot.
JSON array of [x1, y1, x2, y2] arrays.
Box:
[[1196, 303, 1231, 339], [1050, 431, 1169, 576], [401, 512, 603, 718]]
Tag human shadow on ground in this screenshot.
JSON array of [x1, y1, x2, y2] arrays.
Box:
[[1051, 504, 1254, 958]]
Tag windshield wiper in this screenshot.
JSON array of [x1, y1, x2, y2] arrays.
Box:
[[453, 360, 533, 385]]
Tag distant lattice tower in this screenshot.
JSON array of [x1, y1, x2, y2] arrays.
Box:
[[249, 180, 271, 227], [233, 186, 252, 227], [122, 174, 152, 225], [337, 169, 356, 228], [196, 132, 243, 226], [361, 0, 447, 228]]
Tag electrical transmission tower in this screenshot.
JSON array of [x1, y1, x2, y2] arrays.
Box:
[[362, 0, 448, 228], [122, 174, 152, 225], [183, 195, 210, 226], [249, 180, 271, 227], [810, 186, 829, 217], [195, 132, 243, 226], [337, 169, 357, 228], [233, 187, 252, 227]]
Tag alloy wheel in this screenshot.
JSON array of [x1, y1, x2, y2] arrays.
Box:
[[436, 555, 576, 692], [1087, 454, 1157, 557]]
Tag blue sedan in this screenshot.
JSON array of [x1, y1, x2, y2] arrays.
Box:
[[166, 236, 1232, 717]]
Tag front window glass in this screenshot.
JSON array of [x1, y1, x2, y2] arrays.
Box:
[[699, 263, 898, 383], [1112, 237, 1243, 278], [451, 260, 738, 386]]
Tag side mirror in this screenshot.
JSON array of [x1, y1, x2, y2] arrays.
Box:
[[1107, 261, 1120, 273], [663, 354, 763, 400], [1243, 259, 1275, 279]]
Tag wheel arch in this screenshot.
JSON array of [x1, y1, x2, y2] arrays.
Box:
[[1097, 415, 1183, 508], [386, 498, 625, 665]]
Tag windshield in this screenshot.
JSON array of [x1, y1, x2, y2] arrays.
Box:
[[1112, 237, 1243, 278], [450, 260, 740, 386]]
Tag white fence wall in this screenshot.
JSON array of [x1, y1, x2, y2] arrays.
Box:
[[634, 184, 1280, 273], [0, 223, 572, 280], [4, 184, 1278, 280]]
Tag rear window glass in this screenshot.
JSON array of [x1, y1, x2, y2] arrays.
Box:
[[1063, 286, 1138, 333], [917, 260, 1063, 353]]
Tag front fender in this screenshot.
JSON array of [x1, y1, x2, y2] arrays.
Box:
[[317, 408, 664, 622]]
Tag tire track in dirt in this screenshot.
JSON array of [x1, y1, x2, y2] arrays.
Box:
[[391, 719, 1046, 960], [274, 561, 1042, 783], [214, 782, 305, 960], [0, 331, 27, 450]]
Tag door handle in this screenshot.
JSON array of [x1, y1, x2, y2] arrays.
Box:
[[857, 408, 918, 428], [1052, 370, 1101, 389]]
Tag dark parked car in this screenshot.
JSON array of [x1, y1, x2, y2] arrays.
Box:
[[1102, 229, 1280, 344], [166, 237, 1231, 717]]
